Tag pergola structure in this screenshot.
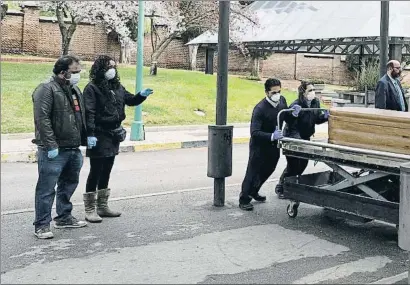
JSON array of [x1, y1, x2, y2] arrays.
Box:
[[187, 1, 410, 74], [246, 37, 410, 57]]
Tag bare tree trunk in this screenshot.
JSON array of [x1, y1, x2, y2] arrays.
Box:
[[119, 44, 126, 64], [250, 56, 260, 78], [61, 34, 71, 56], [149, 33, 177, 76], [150, 61, 158, 75], [124, 43, 131, 64], [119, 40, 132, 64], [188, 44, 199, 71], [56, 5, 79, 56], [60, 29, 77, 56]]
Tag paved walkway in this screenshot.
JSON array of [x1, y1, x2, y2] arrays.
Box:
[[1, 123, 329, 163]]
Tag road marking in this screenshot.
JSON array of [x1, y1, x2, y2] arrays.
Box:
[[292, 256, 392, 284], [370, 272, 408, 284], [0, 179, 278, 216], [0, 224, 349, 284]]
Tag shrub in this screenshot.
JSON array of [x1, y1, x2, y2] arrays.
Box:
[[301, 79, 325, 85], [243, 75, 261, 81], [353, 62, 379, 91]]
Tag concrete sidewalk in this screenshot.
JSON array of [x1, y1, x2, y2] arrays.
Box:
[[0, 123, 328, 163]]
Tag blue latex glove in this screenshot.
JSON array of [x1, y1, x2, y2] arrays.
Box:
[[323, 110, 330, 119], [140, 88, 153, 97], [87, 136, 98, 149], [292, 104, 302, 117], [48, 148, 59, 159], [271, 128, 283, 141]]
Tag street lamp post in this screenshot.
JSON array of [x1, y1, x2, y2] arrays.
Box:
[[379, 1, 389, 78], [130, 0, 145, 141], [207, 1, 232, 207]]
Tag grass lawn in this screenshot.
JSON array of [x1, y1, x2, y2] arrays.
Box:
[[1, 61, 297, 134]]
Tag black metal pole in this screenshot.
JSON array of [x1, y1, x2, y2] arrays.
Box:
[[213, 1, 230, 207], [379, 1, 389, 78], [216, 1, 230, 126]]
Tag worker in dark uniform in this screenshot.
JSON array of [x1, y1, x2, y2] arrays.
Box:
[[275, 81, 329, 199], [239, 78, 301, 211]]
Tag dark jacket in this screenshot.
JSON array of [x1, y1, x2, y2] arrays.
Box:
[[284, 98, 327, 140], [375, 74, 408, 112], [249, 96, 293, 149], [32, 76, 86, 150], [83, 82, 146, 158]]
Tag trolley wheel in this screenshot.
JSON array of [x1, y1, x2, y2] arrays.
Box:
[[287, 203, 299, 218]]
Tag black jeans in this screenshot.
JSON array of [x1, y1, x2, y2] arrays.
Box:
[[239, 148, 280, 205], [86, 156, 116, 192], [34, 148, 83, 230], [278, 156, 309, 186]]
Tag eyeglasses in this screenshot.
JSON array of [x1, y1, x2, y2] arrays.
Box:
[[307, 88, 315, 92]]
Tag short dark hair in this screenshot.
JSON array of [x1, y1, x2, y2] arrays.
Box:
[[264, 78, 281, 92], [53, 56, 80, 75]]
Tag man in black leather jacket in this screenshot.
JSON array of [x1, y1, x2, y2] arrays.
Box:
[[31, 56, 87, 239]]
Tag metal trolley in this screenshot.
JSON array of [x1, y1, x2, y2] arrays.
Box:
[[276, 108, 410, 226]]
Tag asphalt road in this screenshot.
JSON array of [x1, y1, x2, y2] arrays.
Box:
[[1, 145, 408, 284]]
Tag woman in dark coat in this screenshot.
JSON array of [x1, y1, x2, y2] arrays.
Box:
[[275, 81, 328, 199], [83, 55, 153, 223]]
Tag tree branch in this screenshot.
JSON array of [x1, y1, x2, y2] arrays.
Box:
[[152, 32, 178, 60], [56, 4, 67, 34], [150, 16, 155, 55], [230, 9, 258, 26], [184, 8, 218, 27]]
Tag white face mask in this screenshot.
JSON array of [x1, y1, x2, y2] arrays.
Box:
[[69, 73, 81, 85], [306, 91, 316, 101], [105, 68, 116, 80], [269, 93, 281, 102]]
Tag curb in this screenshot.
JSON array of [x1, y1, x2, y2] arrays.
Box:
[[0, 137, 252, 163], [0, 123, 252, 140], [0, 133, 328, 163]]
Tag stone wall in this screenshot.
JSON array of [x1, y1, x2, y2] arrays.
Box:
[[1, 6, 121, 60], [1, 5, 353, 84]]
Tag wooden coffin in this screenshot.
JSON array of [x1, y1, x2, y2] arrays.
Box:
[[328, 107, 410, 155]]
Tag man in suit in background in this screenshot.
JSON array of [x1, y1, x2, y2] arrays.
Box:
[[375, 60, 408, 112]]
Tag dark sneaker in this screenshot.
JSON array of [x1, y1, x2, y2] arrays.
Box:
[[54, 216, 87, 229], [239, 203, 254, 211], [250, 194, 266, 202], [34, 226, 54, 239], [278, 192, 286, 199]]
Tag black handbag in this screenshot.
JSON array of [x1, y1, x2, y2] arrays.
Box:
[[109, 126, 127, 142]]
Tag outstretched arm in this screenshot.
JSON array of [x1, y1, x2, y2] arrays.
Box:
[[123, 85, 153, 106]]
